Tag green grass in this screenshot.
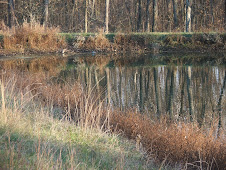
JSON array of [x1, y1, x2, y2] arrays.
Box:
[[0, 79, 158, 170]]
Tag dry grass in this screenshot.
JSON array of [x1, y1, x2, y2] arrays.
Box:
[[1, 60, 225, 169], [110, 111, 226, 169], [0, 77, 154, 170], [2, 22, 66, 53], [1, 68, 108, 131], [74, 31, 111, 52]]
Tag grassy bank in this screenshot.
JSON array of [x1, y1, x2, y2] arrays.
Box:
[[0, 77, 157, 169], [61, 32, 226, 53], [0, 22, 66, 56], [0, 28, 226, 56]]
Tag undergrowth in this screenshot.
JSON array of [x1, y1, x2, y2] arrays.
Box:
[[1, 21, 66, 53], [67, 32, 226, 53], [110, 111, 226, 169], [0, 75, 156, 169]]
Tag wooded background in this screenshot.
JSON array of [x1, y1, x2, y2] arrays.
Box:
[[0, 0, 226, 33]]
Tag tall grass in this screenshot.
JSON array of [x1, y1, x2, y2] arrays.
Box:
[[0, 74, 155, 169], [2, 64, 225, 169], [2, 22, 66, 53], [110, 111, 226, 169]]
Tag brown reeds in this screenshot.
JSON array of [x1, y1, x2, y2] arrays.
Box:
[[110, 111, 226, 169], [2, 22, 66, 53]]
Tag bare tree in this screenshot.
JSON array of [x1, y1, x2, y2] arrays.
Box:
[[225, 0, 226, 26], [7, 0, 14, 28], [85, 0, 88, 33], [210, 0, 214, 25], [71, 0, 77, 31], [152, 0, 158, 32], [105, 0, 109, 33], [172, 0, 178, 28], [43, 0, 49, 29], [145, 0, 151, 31], [137, 0, 142, 31], [185, 0, 192, 32]]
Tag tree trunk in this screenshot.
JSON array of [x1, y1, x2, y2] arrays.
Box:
[[224, 0, 226, 26], [185, 0, 192, 32], [137, 0, 142, 31], [210, 0, 214, 25], [44, 0, 49, 29], [145, 0, 151, 31], [71, 0, 76, 31], [91, 0, 95, 17], [105, 0, 109, 33], [85, 0, 88, 33], [172, 0, 178, 28], [152, 0, 158, 32], [7, 0, 14, 28]]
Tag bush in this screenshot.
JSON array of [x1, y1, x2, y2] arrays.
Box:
[[2, 22, 66, 53]]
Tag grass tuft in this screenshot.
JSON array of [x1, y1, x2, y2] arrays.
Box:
[[2, 22, 66, 53]]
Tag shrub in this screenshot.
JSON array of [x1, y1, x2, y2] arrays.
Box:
[[2, 22, 66, 53]]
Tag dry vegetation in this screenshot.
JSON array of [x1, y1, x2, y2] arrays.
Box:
[[1, 59, 226, 169], [110, 111, 226, 169], [0, 77, 153, 169], [73, 31, 111, 52], [0, 58, 226, 169], [69, 32, 226, 53], [0, 21, 66, 54]]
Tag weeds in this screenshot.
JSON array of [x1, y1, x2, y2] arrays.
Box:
[[1, 21, 66, 53], [110, 111, 226, 169], [68, 32, 226, 53], [73, 31, 110, 52], [0, 73, 155, 170]]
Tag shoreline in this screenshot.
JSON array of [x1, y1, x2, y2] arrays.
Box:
[[0, 32, 226, 57]]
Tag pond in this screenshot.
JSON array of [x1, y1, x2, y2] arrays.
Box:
[[1, 53, 225, 128]]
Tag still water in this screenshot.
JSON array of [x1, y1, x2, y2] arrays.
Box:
[[1, 53, 225, 127]]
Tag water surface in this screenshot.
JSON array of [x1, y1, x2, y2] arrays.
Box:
[[1, 53, 225, 128]]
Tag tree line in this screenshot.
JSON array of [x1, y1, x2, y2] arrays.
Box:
[[0, 0, 226, 33]]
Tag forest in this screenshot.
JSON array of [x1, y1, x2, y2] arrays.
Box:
[[0, 0, 226, 33]]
